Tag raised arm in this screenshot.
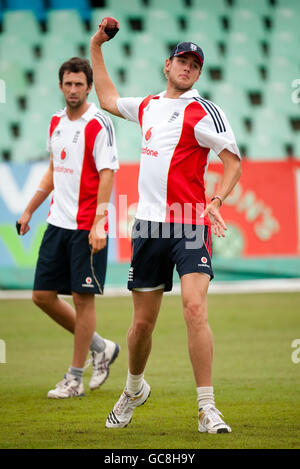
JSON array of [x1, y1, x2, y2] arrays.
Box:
[[90, 19, 123, 118]]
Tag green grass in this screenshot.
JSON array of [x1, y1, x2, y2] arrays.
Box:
[[0, 292, 299, 449]]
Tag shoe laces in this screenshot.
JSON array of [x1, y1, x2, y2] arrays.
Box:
[[91, 350, 109, 373], [201, 405, 225, 426], [114, 391, 133, 416]]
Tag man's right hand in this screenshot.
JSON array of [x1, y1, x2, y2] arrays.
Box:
[[17, 211, 32, 236], [90, 19, 119, 47]]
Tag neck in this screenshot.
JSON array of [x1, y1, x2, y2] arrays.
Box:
[[165, 83, 192, 99], [66, 101, 90, 121]]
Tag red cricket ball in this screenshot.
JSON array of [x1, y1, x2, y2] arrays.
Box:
[[102, 17, 119, 40]]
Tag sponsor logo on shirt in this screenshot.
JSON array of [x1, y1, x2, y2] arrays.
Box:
[[60, 148, 67, 161], [144, 127, 154, 143], [141, 146, 158, 157]]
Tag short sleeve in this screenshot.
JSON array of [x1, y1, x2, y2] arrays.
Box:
[[93, 116, 119, 172], [195, 104, 240, 158], [117, 97, 144, 123]]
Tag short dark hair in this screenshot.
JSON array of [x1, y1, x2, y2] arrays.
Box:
[[59, 57, 93, 87]]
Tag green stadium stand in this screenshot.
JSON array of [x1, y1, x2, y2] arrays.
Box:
[[186, 9, 226, 42], [247, 133, 286, 160], [107, 0, 144, 15], [33, 58, 62, 92], [272, 7, 300, 36], [144, 9, 184, 43], [46, 9, 87, 42], [149, 0, 189, 15], [190, 0, 229, 18], [0, 88, 20, 124], [229, 8, 267, 39], [124, 57, 166, 96], [263, 79, 300, 118], [223, 55, 264, 92], [210, 81, 251, 122], [0, 61, 28, 96], [226, 32, 265, 66], [187, 32, 223, 70], [0, 34, 36, 70], [40, 34, 80, 64], [3, 10, 41, 47], [268, 31, 300, 60], [129, 33, 170, 65], [234, 0, 272, 16], [0, 123, 12, 159]]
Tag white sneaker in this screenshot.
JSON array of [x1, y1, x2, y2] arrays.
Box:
[[105, 380, 151, 428], [47, 372, 85, 399], [198, 404, 232, 434], [89, 339, 120, 390]]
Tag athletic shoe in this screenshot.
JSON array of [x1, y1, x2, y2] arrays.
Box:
[[198, 404, 232, 434], [47, 372, 85, 399], [105, 380, 151, 428], [89, 339, 120, 390]]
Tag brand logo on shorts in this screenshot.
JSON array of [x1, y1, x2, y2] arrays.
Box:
[[128, 267, 134, 282], [82, 276, 94, 288], [201, 256, 207, 264]]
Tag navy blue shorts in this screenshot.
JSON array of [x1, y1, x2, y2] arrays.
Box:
[[128, 219, 214, 292], [33, 224, 108, 295]]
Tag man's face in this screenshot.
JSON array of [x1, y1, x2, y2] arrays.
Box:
[[165, 53, 202, 91], [59, 71, 92, 109]]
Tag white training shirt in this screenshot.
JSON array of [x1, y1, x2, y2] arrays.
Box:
[[46, 103, 119, 230], [117, 89, 240, 225]]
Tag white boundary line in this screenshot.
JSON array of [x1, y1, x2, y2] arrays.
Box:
[[1, 278, 300, 299]]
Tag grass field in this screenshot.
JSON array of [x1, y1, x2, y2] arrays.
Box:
[[0, 292, 299, 449]]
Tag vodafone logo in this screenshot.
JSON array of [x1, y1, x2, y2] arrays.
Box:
[[145, 127, 153, 142], [60, 148, 67, 161], [82, 276, 94, 288], [85, 277, 92, 284], [201, 256, 207, 264]]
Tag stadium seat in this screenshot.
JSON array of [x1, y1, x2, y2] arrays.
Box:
[[185, 9, 226, 42], [225, 32, 265, 66], [5, 0, 46, 21], [40, 34, 80, 64], [229, 9, 267, 40], [234, 0, 272, 16], [190, 0, 229, 18], [46, 10, 87, 42], [148, 0, 189, 15], [223, 56, 264, 92], [0, 61, 28, 96], [48, 0, 91, 21], [210, 82, 251, 120], [144, 10, 184, 43], [107, 0, 144, 15], [0, 34, 36, 71], [272, 7, 300, 36], [0, 88, 20, 124], [263, 79, 300, 118], [268, 31, 299, 60], [129, 33, 170, 65], [0, 123, 13, 158], [3, 10, 41, 47]]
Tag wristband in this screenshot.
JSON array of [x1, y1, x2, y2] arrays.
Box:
[[211, 195, 223, 206]]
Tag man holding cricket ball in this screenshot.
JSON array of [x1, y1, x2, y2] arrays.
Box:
[[90, 17, 241, 434]]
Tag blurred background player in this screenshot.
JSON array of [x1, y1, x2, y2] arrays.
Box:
[[90, 21, 241, 433], [17, 57, 120, 398]]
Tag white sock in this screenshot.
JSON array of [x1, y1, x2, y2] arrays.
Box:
[[126, 370, 144, 395], [196, 386, 215, 409]]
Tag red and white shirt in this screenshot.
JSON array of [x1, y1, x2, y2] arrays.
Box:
[[47, 103, 119, 230], [117, 89, 240, 225]]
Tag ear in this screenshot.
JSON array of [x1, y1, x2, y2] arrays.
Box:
[[165, 58, 172, 72]]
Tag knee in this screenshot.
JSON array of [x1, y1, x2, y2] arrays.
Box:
[[183, 300, 208, 329], [130, 319, 154, 339], [32, 290, 54, 309], [72, 292, 94, 312]]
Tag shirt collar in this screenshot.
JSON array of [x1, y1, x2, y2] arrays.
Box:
[[62, 102, 97, 121], [159, 89, 200, 99]]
